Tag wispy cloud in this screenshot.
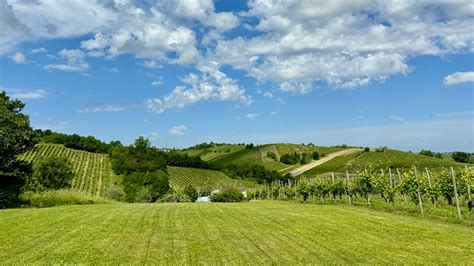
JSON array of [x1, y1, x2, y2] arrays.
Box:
[[170, 125, 186, 136], [4, 89, 46, 99], [30, 47, 47, 54], [77, 104, 124, 113], [443, 71, 474, 85]]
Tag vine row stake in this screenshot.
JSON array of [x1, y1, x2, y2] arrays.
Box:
[[345, 170, 352, 205], [414, 166, 424, 216], [450, 167, 462, 219]]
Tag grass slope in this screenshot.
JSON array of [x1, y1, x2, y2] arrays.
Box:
[[181, 144, 245, 162], [348, 149, 461, 170], [18, 143, 116, 197], [211, 144, 346, 171], [167, 166, 254, 192], [0, 201, 472, 264], [300, 151, 362, 178]]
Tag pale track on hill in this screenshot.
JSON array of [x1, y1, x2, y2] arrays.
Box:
[[288, 148, 362, 176]]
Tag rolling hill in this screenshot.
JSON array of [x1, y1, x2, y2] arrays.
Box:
[[18, 144, 117, 197], [208, 143, 348, 172]]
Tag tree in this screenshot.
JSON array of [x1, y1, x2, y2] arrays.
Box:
[[452, 151, 472, 163], [0, 91, 36, 208], [184, 185, 198, 202], [312, 151, 320, 160], [419, 149, 434, 157], [26, 156, 74, 191]]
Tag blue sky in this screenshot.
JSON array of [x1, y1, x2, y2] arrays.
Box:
[[0, 0, 473, 151]]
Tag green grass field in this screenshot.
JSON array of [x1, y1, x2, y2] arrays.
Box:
[[180, 144, 245, 162], [18, 144, 116, 197], [0, 201, 472, 264], [300, 151, 362, 177], [167, 166, 254, 192]]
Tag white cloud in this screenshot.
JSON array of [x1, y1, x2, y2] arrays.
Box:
[[11, 51, 26, 64], [146, 63, 251, 114], [270, 111, 279, 116], [210, 1, 474, 92], [77, 105, 124, 113], [108, 67, 119, 73], [142, 60, 161, 69], [151, 79, 162, 86], [169, 125, 186, 136], [244, 113, 260, 120], [44, 49, 88, 72], [443, 71, 474, 85], [30, 47, 47, 54], [4, 88, 46, 99]]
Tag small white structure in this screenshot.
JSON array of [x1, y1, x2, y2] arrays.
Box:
[[242, 191, 247, 198], [196, 196, 210, 202]]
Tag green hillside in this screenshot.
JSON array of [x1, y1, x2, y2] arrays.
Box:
[[18, 144, 116, 197], [167, 166, 255, 192], [348, 149, 461, 170], [0, 202, 472, 264], [180, 144, 245, 162], [210, 143, 346, 171]]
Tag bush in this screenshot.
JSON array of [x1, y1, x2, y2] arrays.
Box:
[[266, 151, 277, 160], [106, 187, 126, 201], [280, 153, 300, 165], [452, 151, 472, 163], [184, 185, 198, 202], [312, 151, 320, 160], [25, 156, 74, 192], [419, 149, 434, 157], [210, 188, 244, 202], [364, 147, 370, 152], [21, 190, 109, 207], [159, 192, 190, 203]]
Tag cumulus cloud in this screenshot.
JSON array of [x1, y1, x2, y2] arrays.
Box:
[[146, 63, 251, 113], [443, 71, 474, 85], [4, 88, 46, 99], [44, 49, 89, 72], [77, 104, 124, 113], [169, 125, 186, 136], [10, 51, 26, 63], [210, 1, 474, 91], [30, 47, 47, 54]]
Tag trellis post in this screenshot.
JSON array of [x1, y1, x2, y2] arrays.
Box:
[[414, 166, 424, 216], [345, 170, 352, 205], [450, 167, 462, 219]]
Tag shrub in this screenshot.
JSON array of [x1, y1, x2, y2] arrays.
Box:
[[184, 185, 198, 202], [419, 149, 434, 157], [266, 151, 277, 160], [159, 192, 190, 203], [210, 188, 244, 202], [364, 147, 370, 152], [452, 151, 472, 163], [106, 187, 126, 201], [312, 151, 320, 160], [21, 190, 109, 207], [25, 156, 74, 192]]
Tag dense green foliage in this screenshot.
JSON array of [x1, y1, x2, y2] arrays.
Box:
[[222, 164, 285, 184], [0, 202, 472, 264], [210, 188, 244, 202], [24, 155, 74, 192], [122, 171, 170, 202], [0, 91, 36, 208], [183, 185, 198, 202], [452, 151, 473, 163], [34, 129, 113, 154]]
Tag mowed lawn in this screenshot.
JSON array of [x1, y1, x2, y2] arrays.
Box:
[[0, 201, 472, 264]]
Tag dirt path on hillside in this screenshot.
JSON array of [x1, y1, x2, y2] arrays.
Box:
[[288, 148, 362, 176]]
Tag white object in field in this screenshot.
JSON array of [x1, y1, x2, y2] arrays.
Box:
[[242, 191, 247, 198], [196, 196, 210, 202]]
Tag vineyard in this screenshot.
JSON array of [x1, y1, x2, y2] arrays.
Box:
[[167, 166, 253, 193], [18, 144, 116, 197], [247, 166, 473, 222]]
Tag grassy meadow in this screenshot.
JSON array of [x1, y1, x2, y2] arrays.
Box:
[[0, 201, 472, 264]]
